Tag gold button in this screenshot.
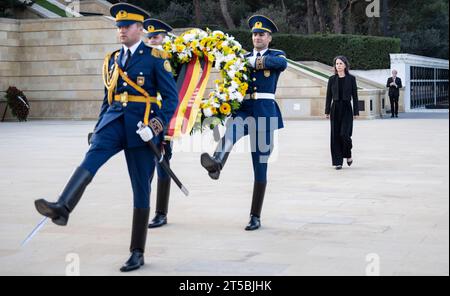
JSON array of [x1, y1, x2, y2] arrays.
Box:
[[253, 78, 256, 81], [122, 103, 127, 107], [253, 87, 257, 90], [123, 82, 127, 86], [124, 72, 128, 76]]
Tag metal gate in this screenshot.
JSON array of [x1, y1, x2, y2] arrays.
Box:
[[410, 66, 449, 109]]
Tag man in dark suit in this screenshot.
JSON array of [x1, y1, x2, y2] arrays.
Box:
[[386, 70, 402, 118]]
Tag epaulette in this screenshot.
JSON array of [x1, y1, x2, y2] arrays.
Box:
[[107, 49, 120, 59], [103, 49, 120, 70], [151, 47, 170, 59], [269, 49, 287, 58]]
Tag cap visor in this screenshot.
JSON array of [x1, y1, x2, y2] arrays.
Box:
[[116, 20, 140, 27], [251, 28, 270, 33]]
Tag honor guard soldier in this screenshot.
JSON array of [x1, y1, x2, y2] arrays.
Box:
[[200, 15, 287, 231], [143, 18, 175, 229], [34, 3, 178, 272], [145, 18, 173, 49]]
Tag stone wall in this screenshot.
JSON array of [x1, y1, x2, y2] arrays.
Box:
[[0, 16, 119, 120]]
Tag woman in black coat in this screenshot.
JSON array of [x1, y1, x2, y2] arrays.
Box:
[[325, 56, 359, 170]]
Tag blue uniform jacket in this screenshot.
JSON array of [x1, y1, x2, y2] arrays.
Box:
[[241, 49, 287, 131], [94, 41, 178, 148]]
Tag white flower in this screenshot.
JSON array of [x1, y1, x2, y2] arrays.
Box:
[[224, 54, 236, 62], [227, 70, 236, 80], [203, 107, 214, 117], [234, 92, 244, 102], [183, 34, 195, 43], [213, 30, 225, 37], [230, 80, 239, 90]]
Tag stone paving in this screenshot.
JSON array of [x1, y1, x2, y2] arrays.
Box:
[[0, 113, 448, 275]]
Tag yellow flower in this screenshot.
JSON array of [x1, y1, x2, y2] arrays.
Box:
[[224, 60, 234, 70], [207, 52, 215, 62], [191, 40, 199, 49], [176, 44, 186, 53], [219, 103, 231, 115]]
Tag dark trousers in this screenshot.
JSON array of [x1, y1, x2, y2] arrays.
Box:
[[330, 101, 354, 166], [224, 116, 274, 182], [389, 96, 399, 116], [80, 116, 156, 209]]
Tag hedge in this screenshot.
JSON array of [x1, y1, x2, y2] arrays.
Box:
[[225, 30, 401, 70]]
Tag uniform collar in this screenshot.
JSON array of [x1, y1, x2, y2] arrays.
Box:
[[253, 48, 269, 56], [122, 40, 142, 56], [149, 44, 164, 50]]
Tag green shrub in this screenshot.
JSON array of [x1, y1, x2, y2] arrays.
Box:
[[225, 31, 401, 70]]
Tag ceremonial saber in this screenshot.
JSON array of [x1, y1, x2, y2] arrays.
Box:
[[21, 217, 49, 247], [146, 140, 189, 197]]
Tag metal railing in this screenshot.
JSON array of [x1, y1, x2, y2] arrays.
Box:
[[410, 66, 449, 108]]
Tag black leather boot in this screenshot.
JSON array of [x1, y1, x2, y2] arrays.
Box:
[[34, 167, 93, 226], [245, 182, 267, 231], [200, 135, 233, 180], [148, 179, 171, 228], [121, 208, 150, 272]]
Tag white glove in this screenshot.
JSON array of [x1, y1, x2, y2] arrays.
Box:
[[246, 56, 256, 68], [136, 121, 154, 142]]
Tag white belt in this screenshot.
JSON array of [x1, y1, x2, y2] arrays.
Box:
[[245, 93, 275, 100]]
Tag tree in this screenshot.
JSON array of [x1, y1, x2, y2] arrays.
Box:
[[193, 0, 202, 25], [314, 0, 326, 33], [306, 0, 315, 34], [219, 0, 235, 29], [0, 0, 32, 18]]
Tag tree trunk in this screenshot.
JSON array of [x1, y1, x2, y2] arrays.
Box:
[[314, 0, 326, 33], [219, 0, 235, 30], [193, 0, 202, 25], [381, 0, 389, 36], [281, 0, 287, 15], [345, 0, 361, 34], [306, 0, 315, 34], [331, 0, 342, 34]]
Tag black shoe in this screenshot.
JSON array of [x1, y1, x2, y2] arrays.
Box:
[[395, 114, 398, 118], [120, 251, 144, 272], [35, 200, 70, 226], [148, 213, 167, 228], [201, 134, 233, 180], [201, 153, 222, 179], [122, 208, 150, 272], [208, 170, 221, 180], [34, 167, 93, 226], [245, 215, 261, 231], [347, 159, 353, 166], [391, 115, 395, 118], [335, 165, 343, 170]]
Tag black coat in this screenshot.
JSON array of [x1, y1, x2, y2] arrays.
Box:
[[325, 74, 360, 116], [386, 76, 402, 98]]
